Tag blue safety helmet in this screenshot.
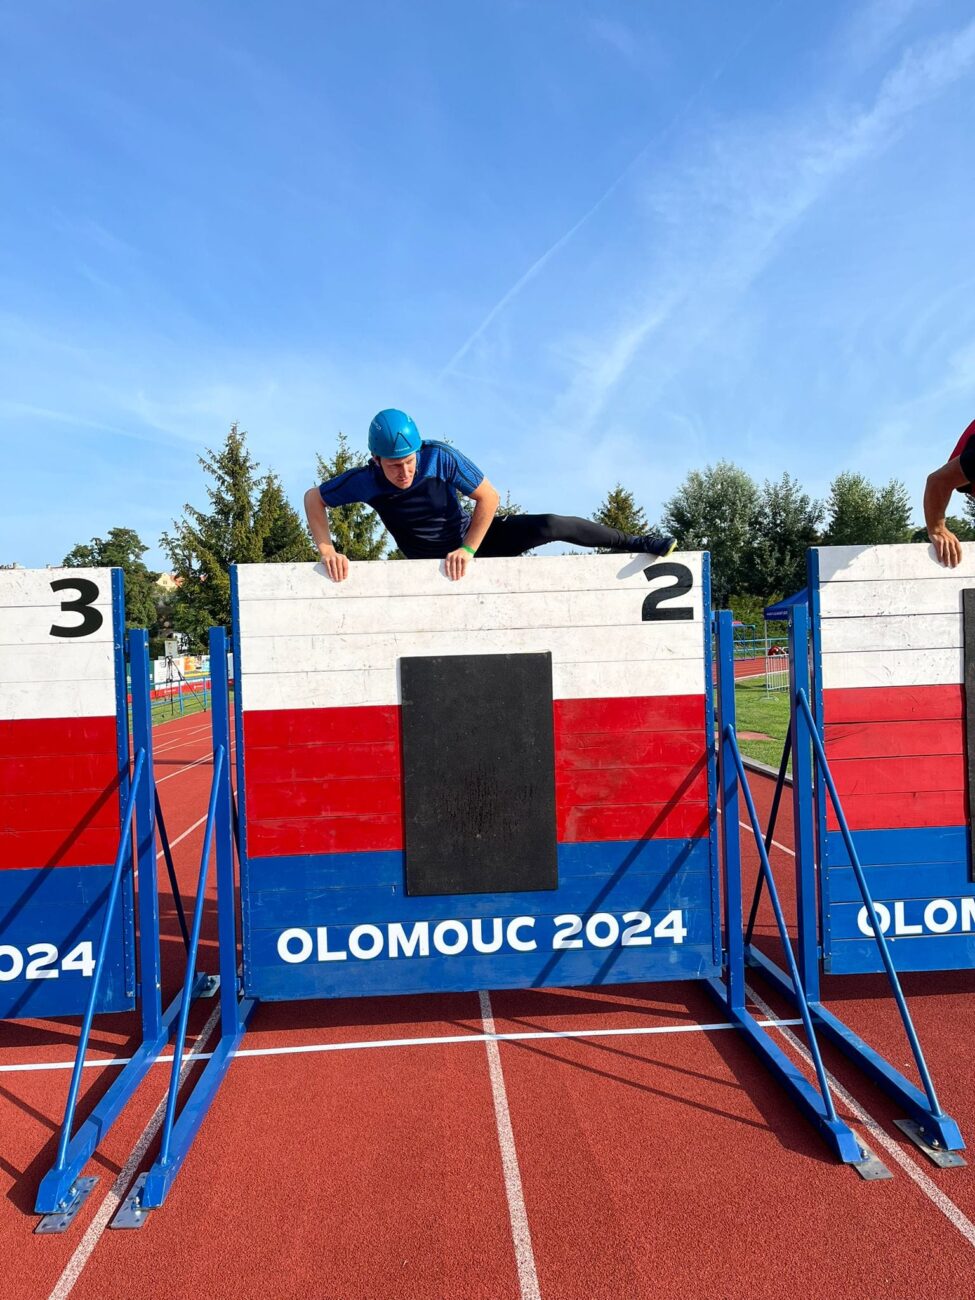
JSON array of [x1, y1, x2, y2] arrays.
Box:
[[368, 409, 422, 459]]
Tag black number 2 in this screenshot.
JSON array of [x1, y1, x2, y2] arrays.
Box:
[[49, 578, 104, 638], [642, 563, 694, 622]]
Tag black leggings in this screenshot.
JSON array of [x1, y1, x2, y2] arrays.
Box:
[[475, 513, 643, 558]]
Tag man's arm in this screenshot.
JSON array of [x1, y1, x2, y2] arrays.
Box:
[[924, 458, 968, 568], [444, 477, 501, 581], [304, 487, 350, 582]]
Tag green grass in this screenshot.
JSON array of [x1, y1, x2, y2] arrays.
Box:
[[125, 687, 235, 731], [733, 677, 791, 771], [150, 692, 210, 726], [150, 687, 236, 728]]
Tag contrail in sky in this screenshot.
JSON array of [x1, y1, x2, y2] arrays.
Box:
[[438, 0, 786, 382]]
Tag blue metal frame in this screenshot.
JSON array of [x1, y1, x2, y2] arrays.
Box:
[[701, 554, 722, 968], [806, 549, 829, 952], [745, 604, 964, 1154], [789, 604, 820, 999], [35, 630, 210, 1217], [110, 568, 137, 1000], [135, 626, 254, 1214], [710, 612, 862, 1164]]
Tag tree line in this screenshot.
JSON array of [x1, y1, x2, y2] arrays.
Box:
[[50, 424, 974, 651]]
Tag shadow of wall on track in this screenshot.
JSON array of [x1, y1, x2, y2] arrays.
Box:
[[746, 931, 975, 1003], [1, 1067, 129, 1215], [0, 892, 226, 1218], [475, 981, 839, 1167]]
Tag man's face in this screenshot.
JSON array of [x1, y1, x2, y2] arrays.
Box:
[[376, 453, 417, 490]]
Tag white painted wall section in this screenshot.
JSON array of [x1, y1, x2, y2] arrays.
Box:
[[0, 568, 117, 720], [235, 554, 707, 712]]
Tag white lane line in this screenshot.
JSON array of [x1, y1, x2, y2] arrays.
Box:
[[716, 806, 796, 859], [1, 1018, 805, 1073], [47, 1001, 224, 1300], [152, 737, 234, 787], [156, 813, 208, 858], [479, 990, 540, 1300], [745, 983, 975, 1250], [740, 821, 795, 858], [155, 753, 212, 785], [151, 723, 212, 752]]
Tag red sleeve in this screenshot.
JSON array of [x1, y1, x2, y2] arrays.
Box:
[[949, 418, 975, 461], [949, 419, 975, 495]]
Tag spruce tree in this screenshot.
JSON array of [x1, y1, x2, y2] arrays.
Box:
[[592, 484, 648, 551], [315, 433, 388, 559], [459, 488, 524, 520], [258, 473, 317, 563], [161, 423, 313, 648]]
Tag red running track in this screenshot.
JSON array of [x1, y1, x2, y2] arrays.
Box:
[[1, 717, 974, 1299]]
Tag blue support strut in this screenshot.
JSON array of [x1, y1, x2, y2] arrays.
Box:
[[36, 631, 209, 1216], [745, 607, 963, 1154], [134, 626, 254, 1216], [796, 689, 963, 1152], [709, 612, 862, 1165]]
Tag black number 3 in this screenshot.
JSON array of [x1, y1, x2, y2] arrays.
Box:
[[642, 563, 694, 622], [50, 578, 104, 638]]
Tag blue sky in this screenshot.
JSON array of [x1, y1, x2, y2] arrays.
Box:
[[2, 0, 974, 569]]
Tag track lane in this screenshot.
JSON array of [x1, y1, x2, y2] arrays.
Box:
[[488, 979, 973, 1300], [65, 996, 523, 1300]]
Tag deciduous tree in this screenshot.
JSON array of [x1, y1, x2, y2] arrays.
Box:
[[63, 527, 159, 631], [747, 473, 822, 597], [660, 461, 759, 605], [822, 472, 914, 546]]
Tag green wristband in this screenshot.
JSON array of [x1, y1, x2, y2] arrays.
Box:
[[462, 544, 477, 556]]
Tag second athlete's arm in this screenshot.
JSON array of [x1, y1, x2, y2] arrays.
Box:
[[924, 458, 967, 568]]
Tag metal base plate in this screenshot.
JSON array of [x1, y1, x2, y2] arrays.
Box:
[[199, 974, 220, 999], [110, 1173, 152, 1230], [894, 1119, 967, 1168], [852, 1148, 893, 1181], [35, 1176, 98, 1234]]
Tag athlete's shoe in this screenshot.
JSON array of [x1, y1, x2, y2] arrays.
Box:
[[634, 534, 677, 557]]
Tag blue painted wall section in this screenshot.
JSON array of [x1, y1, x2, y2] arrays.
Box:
[[824, 826, 975, 973], [244, 838, 716, 999], [0, 865, 131, 1018]]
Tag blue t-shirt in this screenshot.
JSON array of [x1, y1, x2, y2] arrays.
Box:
[[319, 440, 485, 559]]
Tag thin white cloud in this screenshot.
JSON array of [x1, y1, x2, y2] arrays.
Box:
[[552, 15, 975, 434], [439, 2, 785, 382], [0, 400, 170, 446]]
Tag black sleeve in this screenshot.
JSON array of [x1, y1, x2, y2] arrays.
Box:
[[958, 436, 975, 491]]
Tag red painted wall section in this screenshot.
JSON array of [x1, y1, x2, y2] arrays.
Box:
[[242, 694, 710, 858], [0, 716, 121, 869], [822, 685, 967, 832]]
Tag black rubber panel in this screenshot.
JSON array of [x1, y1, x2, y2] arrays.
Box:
[[963, 588, 975, 883], [400, 652, 559, 897]]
